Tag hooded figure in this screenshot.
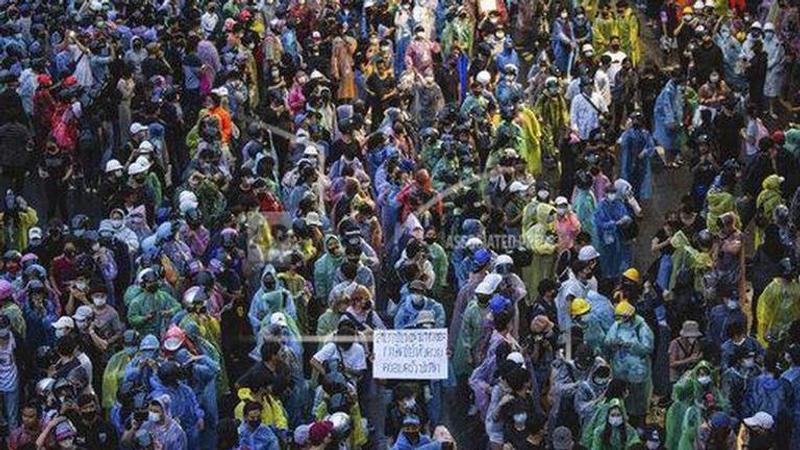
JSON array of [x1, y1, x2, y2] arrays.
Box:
[[174, 349, 220, 450], [522, 203, 558, 298], [138, 394, 188, 450], [102, 331, 140, 410], [150, 362, 204, 449], [394, 286, 446, 330], [756, 258, 800, 346], [665, 361, 728, 450], [126, 271, 181, 336], [249, 265, 299, 336], [618, 115, 656, 200], [604, 302, 654, 419], [653, 76, 684, 156], [589, 398, 641, 450], [574, 358, 612, 426], [314, 235, 345, 305], [593, 188, 633, 279], [754, 174, 784, 247]]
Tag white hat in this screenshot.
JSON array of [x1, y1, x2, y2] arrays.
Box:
[[695, 25, 706, 33], [506, 351, 526, 367], [554, 196, 569, 206], [73, 305, 94, 321], [704, 0, 715, 7], [134, 156, 152, 170], [105, 159, 123, 173], [211, 86, 229, 97], [465, 237, 483, 250], [309, 70, 326, 81], [270, 312, 288, 327], [743, 412, 774, 429], [52, 316, 75, 329], [581, 43, 594, 53], [692, 0, 703, 10], [763, 22, 775, 32], [509, 181, 529, 194], [138, 140, 154, 153], [751, 21, 763, 30], [305, 212, 323, 227], [578, 245, 600, 261], [179, 191, 198, 204], [311, 31, 322, 40], [303, 145, 319, 156], [475, 273, 503, 295], [28, 227, 43, 241], [495, 254, 514, 266], [476, 70, 491, 85], [127, 162, 147, 175], [179, 199, 199, 214], [129, 122, 147, 135]]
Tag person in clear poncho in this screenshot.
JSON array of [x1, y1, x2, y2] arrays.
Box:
[[589, 398, 641, 450], [604, 301, 654, 425]]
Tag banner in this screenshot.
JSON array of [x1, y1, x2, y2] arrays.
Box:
[[372, 328, 448, 380]]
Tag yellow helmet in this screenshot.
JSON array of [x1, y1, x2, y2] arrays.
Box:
[[614, 301, 635, 318], [570, 298, 592, 317], [622, 268, 640, 283]]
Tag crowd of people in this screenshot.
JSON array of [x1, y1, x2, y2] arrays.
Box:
[[1, 0, 800, 448]]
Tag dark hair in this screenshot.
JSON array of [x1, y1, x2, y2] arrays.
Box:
[[601, 406, 627, 446], [56, 334, 78, 356], [243, 400, 262, 416], [494, 309, 513, 332], [538, 279, 558, 296], [506, 366, 530, 391], [260, 340, 282, 361], [605, 379, 629, 400]]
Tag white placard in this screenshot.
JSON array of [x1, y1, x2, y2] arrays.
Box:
[[372, 329, 449, 380]]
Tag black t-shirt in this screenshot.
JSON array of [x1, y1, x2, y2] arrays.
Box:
[[40, 151, 71, 180], [75, 418, 118, 449], [713, 112, 744, 162]]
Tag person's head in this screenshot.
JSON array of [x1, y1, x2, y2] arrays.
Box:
[[244, 400, 263, 428], [148, 400, 165, 424], [607, 405, 625, 427], [401, 415, 422, 439], [21, 403, 39, 429], [609, 36, 621, 51], [78, 394, 99, 424], [260, 340, 282, 364]]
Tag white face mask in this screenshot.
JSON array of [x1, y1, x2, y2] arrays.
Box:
[[726, 299, 738, 310], [607, 193, 617, 201], [513, 412, 528, 423], [58, 438, 75, 449], [556, 206, 567, 215], [646, 441, 661, 450], [697, 375, 712, 385], [55, 328, 68, 338], [560, 11, 568, 19], [710, 74, 720, 83], [148, 411, 162, 423], [743, 357, 756, 368], [92, 295, 107, 307], [537, 190, 549, 200], [608, 415, 624, 427]]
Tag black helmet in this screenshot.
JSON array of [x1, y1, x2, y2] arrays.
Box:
[[193, 270, 215, 289], [157, 361, 181, 385], [26, 279, 45, 293], [3, 250, 21, 263]]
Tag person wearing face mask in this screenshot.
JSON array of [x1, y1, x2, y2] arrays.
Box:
[[394, 279, 445, 330], [311, 322, 367, 382], [238, 400, 280, 450], [522, 203, 558, 309], [551, 7, 576, 75], [604, 301, 654, 426], [314, 234, 345, 306], [553, 197, 582, 253], [761, 22, 785, 118], [385, 384, 428, 445], [723, 348, 762, 418], [780, 344, 800, 448], [122, 395, 188, 449], [756, 256, 800, 346], [73, 393, 117, 448], [742, 351, 790, 441], [589, 399, 640, 450], [452, 274, 499, 383], [0, 314, 22, 431], [593, 185, 633, 279], [126, 268, 181, 337], [248, 264, 298, 336], [706, 289, 746, 361]]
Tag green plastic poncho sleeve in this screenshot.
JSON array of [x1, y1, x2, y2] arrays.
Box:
[[102, 351, 131, 409]]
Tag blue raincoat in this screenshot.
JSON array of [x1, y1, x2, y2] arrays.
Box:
[[551, 18, 575, 74], [781, 366, 800, 449], [150, 376, 204, 449], [593, 198, 632, 279], [618, 126, 656, 200], [237, 422, 280, 450], [176, 351, 220, 450], [249, 265, 298, 334], [394, 294, 446, 330], [604, 315, 654, 417], [139, 394, 188, 450], [653, 80, 683, 154]]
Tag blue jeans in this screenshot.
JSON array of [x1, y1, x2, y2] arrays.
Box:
[[0, 387, 19, 430]]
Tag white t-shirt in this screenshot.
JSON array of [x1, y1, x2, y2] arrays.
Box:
[[313, 342, 367, 372], [603, 50, 628, 86]]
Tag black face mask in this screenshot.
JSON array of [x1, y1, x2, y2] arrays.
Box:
[[247, 419, 261, 429], [81, 410, 97, 422]]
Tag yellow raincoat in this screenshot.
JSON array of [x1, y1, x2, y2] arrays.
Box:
[[705, 188, 740, 234], [754, 174, 784, 248], [491, 107, 546, 176], [756, 277, 800, 346], [615, 8, 641, 66], [234, 387, 288, 430], [522, 203, 557, 295], [0, 206, 38, 251]]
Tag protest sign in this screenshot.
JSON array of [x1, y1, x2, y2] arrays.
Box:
[[372, 328, 448, 380]]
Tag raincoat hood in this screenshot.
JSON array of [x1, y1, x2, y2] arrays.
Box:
[[152, 393, 173, 421], [719, 212, 737, 229], [614, 178, 633, 197], [536, 202, 556, 225], [762, 174, 783, 191], [461, 219, 485, 238], [139, 334, 160, 352]]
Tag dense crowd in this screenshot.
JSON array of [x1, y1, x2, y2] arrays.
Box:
[[1, 0, 800, 448]]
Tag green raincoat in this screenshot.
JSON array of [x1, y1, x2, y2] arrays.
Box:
[[452, 298, 489, 379], [667, 361, 729, 450], [589, 398, 641, 450], [427, 241, 449, 299], [102, 346, 136, 409], [313, 235, 344, 305], [127, 289, 181, 336], [668, 230, 713, 294], [705, 188, 739, 234]]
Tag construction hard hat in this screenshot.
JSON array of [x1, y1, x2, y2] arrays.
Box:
[[105, 159, 123, 173], [622, 268, 640, 283], [570, 298, 592, 317], [614, 301, 635, 317]]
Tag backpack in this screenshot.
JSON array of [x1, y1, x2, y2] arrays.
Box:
[[552, 379, 582, 437]]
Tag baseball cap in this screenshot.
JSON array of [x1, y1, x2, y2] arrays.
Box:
[[129, 122, 147, 135], [743, 412, 774, 429], [73, 305, 94, 321], [270, 312, 288, 327], [52, 316, 75, 330], [489, 294, 511, 314]]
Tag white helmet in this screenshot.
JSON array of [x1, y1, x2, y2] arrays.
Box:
[[105, 159, 123, 173]]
